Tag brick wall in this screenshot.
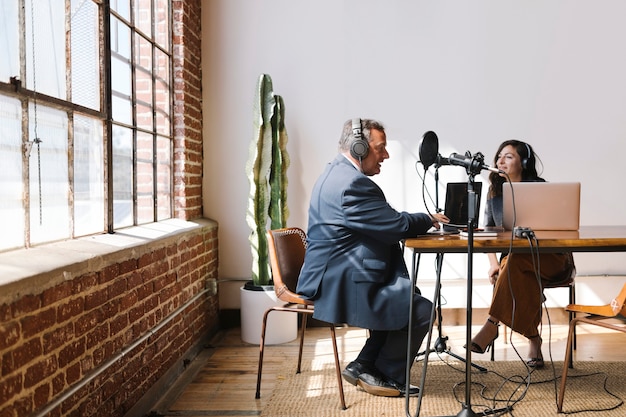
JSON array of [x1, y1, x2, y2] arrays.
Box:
[[173, 0, 204, 220], [0, 1, 217, 416], [0, 220, 218, 417]]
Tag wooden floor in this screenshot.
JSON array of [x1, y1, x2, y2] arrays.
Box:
[[147, 323, 625, 417]]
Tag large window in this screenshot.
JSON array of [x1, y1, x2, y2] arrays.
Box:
[[0, 0, 173, 251]]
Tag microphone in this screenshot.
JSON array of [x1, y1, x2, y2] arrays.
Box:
[[418, 131, 439, 169], [448, 152, 502, 174], [434, 155, 450, 168]]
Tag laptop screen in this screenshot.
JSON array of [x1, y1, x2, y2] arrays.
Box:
[[443, 182, 483, 230], [502, 182, 581, 231]]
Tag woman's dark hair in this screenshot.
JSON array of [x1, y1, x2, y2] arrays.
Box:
[[488, 139, 543, 197]]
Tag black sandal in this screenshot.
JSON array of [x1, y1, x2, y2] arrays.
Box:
[[468, 318, 499, 354], [526, 336, 544, 368]]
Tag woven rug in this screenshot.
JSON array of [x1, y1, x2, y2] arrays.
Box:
[[261, 359, 625, 417]]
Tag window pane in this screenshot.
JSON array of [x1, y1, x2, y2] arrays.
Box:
[[136, 131, 154, 224], [154, 0, 170, 52], [25, 0, 66, 99], [71, 0, 101, 110], [111, 0, 130, 22], [29, 105, 69, 244], [0, 0, 19, 82], [111, 17, 132, 125], [74, 115, 104, 236], [112, 93, 132, 125], [0, 96, 24, 251], [154, 48, 170, 135], [135, 0, 152, 37], [135, 34, 153, 131], [112, 125, 133, 228], [156, 135, 171, 221], [111, 15, 131, 60]]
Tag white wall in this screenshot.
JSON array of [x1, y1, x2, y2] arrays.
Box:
[[201, 1, 626, 308]]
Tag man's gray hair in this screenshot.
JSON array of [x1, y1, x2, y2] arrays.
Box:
[[338, 118, 385, 151]]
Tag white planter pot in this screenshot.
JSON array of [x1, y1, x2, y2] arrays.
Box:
[[240, 285, 298, 345]]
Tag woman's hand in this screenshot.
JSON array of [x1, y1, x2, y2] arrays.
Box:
[[488, 264, 500, 285]]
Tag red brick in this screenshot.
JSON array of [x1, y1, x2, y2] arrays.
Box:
[[72, 273, 98, 293], [52, 373, 65, 396], [43, 322, 74, 354], [101, 263, 120, 283], [74, 309, 104, 337], [84, 288, 108, 311], [20, 308, 56, 339], [120, 291, 138, 311], [57, 297, 84, 323], [118, 259, 138, 275], [108, 279, 127, 299], [12, 294, 41, 317], [33, 383, 50, 408], [65, 362, 81, 385], [58, 339, 85, 368], [0, 304, 10, 321], [42, 282, 73, 307], [0, 321, 19, 351], [3, 338, 42, 375], [24, 356, 57, 388], [109, 315, 128, 336], [0, 373, 21, 405], [85, 323, 109, 350]]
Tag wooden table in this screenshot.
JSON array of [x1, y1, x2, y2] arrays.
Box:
[[403, 225, 626, 417], [404, 225, 626, 254]]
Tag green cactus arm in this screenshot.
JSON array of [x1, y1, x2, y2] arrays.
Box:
[[269, 94, 289, 230], [245, 74, 275, 285]]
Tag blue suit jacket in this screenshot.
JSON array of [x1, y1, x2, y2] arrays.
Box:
[[296, 155, 433, 331]]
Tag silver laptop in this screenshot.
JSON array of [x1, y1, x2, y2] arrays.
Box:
[[502, 182, 581, 231]]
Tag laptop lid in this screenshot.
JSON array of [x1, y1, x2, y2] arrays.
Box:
[[502, 182, 581, 231], [443, 182, 483, 230]]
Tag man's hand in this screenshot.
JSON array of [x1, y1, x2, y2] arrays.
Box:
[[430, 213, 450, 229]]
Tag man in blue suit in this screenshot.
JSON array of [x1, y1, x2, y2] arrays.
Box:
[[297, 118, 448, 397]]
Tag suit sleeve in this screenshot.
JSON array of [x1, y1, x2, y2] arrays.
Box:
[[342, 176, 433, 244]]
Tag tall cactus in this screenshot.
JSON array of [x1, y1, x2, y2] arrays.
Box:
[[245, 74, 290, 286]]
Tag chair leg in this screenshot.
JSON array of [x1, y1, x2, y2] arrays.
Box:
[[329, 324, 347, 410], [557, 317, 579, 412], [570, 285, 577, 350], [296, 313, 308, 374], [255, 307, 274, 399]]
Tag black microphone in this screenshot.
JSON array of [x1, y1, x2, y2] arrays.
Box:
[[448, 152, 502, 174], [434, 155, 450, 168], [418, 131, 439, 169]]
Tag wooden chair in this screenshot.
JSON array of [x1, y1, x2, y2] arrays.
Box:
[[255, 227, 347, 410], [557, 283, 626, 412]]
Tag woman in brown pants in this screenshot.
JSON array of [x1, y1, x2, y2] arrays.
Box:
[[469, 140, 575, 368]]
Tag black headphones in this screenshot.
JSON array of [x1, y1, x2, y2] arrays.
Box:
[[350, 118, 369, 159], [521, 142, 532, 170]]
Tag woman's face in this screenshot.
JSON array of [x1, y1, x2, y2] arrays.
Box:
[[496, 145, 523, 182]]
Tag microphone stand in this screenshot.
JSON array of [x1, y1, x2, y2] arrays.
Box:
[[409, 160, 510, 417], [458, 174, 479, 417], [415, 162, 487, 369]]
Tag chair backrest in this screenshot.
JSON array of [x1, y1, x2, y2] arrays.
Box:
[[267, 227, 311, 305], [567, 282, 626, 317]]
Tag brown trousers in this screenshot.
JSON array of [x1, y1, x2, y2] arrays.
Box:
[[488, 252, 575, 338]]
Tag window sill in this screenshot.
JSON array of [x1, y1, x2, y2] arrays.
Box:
[[0, 218, 217, 304]]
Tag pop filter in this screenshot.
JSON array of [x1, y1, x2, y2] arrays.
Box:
[[419, 131, 439, 169]]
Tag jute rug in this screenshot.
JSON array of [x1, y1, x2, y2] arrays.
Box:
[[261, 358, 625, 417]]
